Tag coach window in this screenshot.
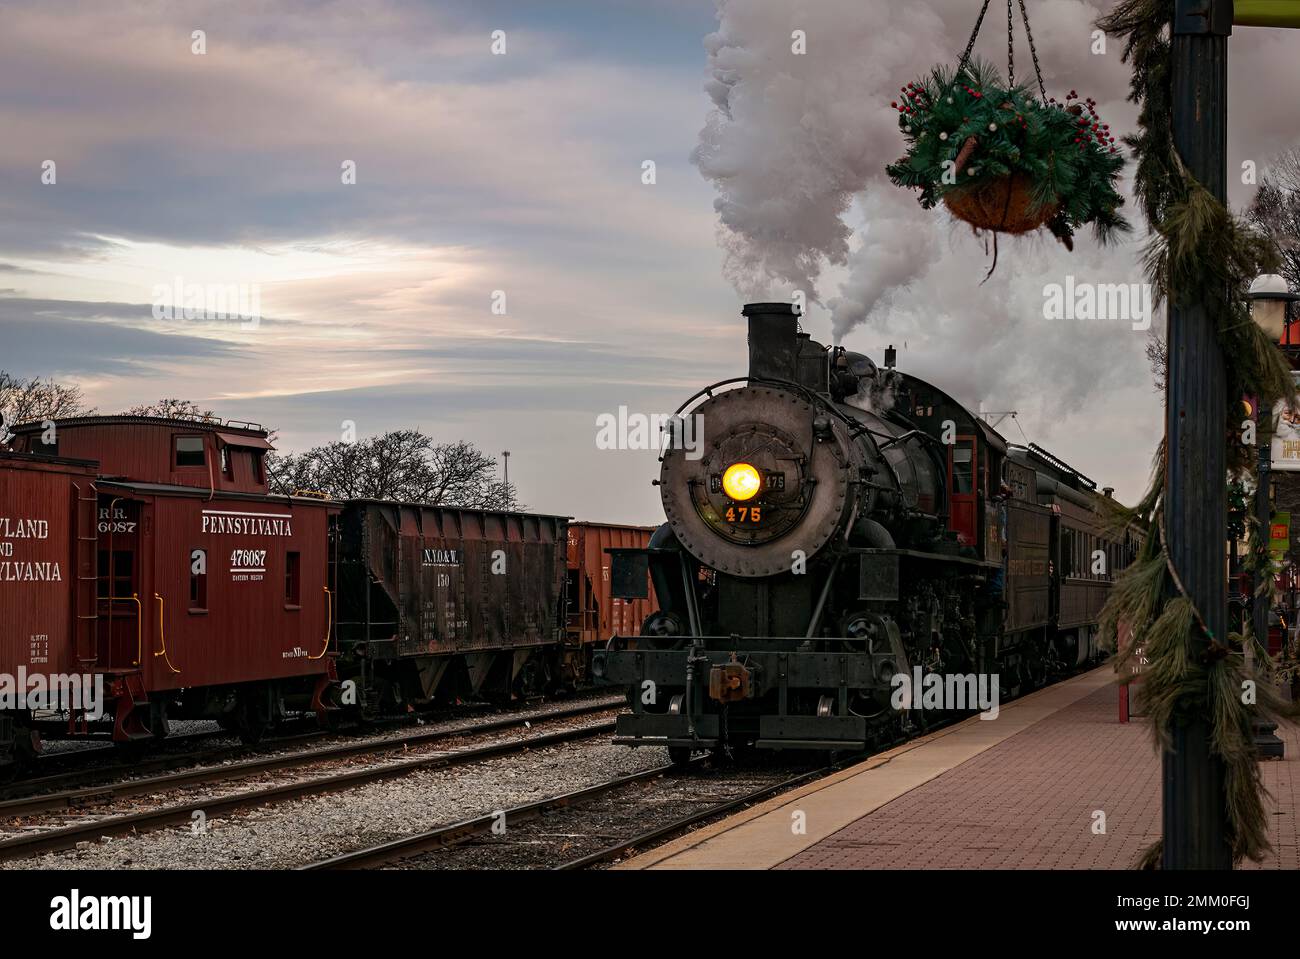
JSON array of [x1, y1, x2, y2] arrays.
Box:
[[285, 551, 301, 608], [190, 548, 208, 613], [175, 435, 206, 468]]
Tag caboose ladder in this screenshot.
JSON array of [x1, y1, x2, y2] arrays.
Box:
[[72, 482, 98, 666]]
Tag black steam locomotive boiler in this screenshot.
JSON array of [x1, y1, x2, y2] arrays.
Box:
[[593, 302, 1135, 761]]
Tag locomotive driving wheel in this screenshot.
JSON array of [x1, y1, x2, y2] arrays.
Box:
[[666, 694, 694, 767], [1023, 642, 1048, 690]]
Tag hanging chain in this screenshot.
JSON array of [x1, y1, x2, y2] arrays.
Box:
[[957, 0, 1047, 97], [1017, 0, 1048, 98], [1006, 0, 1015, 87], [956, 0, 993, 76]]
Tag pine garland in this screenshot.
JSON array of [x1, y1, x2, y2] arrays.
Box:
[[886, 59, 1130, 246], [1096, 0, 1298, 867]]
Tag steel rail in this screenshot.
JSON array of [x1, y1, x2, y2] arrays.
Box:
[[303, 758, 847, 872], [0, 717, 617, 862], [299, 761, 691, 870], [554, 764, 838, 870], [2, 698, 621, 808]]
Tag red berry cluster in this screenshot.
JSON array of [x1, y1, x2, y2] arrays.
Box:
[[891, 80, 929, 116], [1062, 91, 1118, 154]]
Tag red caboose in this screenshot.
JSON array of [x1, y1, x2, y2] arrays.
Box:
[[3, 415, 338, 763]]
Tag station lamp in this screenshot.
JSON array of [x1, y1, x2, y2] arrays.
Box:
[[1247, 273, 1300, 341]]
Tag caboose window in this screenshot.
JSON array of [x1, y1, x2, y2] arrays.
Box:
[[190, 548, 208, 611], [175, 436, 206, 468], [285, 551, 301, 607], [251, 450, 265, 484], [220, 446, 233, 479]]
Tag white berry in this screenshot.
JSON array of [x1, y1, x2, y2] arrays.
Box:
[[989, 123, 997, 131], [939, 132, 949, 141]]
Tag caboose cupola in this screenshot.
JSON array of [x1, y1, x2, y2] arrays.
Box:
[[8, 415, 275, 495]]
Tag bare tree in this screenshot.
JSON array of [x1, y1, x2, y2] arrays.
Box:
[[1145, 332, 1167, 393], [268, 430, 521, 510], [1248, 147, 1300, 295], [0, 372, 91, 434], [123, 398, 217, 420]]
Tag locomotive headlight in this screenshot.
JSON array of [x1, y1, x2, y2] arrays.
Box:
[[721, 462, 762, 501]]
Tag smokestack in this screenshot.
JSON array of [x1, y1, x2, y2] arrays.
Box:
[[744, 302, 798, 382]]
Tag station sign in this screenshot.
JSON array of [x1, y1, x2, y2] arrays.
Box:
[[1117, 617, 1146, 723], [1270, 373, 1300, 470], [1271, 512, 1291, 560]]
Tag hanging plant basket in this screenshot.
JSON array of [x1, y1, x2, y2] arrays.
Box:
[[885, 0, 1129, 259], [943, 170, 1058, 235]]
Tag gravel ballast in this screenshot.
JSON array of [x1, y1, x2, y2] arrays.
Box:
[[3, 737, 665, 870]]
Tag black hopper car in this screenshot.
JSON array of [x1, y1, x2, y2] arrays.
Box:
[[594, 302, 1140, 761]]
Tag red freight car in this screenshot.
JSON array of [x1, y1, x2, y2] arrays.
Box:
[[4, 416, 338, 759], [566, 522, 658, 668]]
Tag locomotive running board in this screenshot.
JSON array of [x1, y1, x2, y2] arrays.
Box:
[[850, 546, 1001, 570], [753, 740, 866, 751]]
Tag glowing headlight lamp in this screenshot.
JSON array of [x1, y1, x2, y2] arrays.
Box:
[[721, 462, 762, 501]]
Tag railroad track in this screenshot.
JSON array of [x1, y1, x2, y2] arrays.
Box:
[[301, 756, 846, 871], [1, 694, 623, 804], [0, 702, 621, 863], [1, 729, 328, 803]]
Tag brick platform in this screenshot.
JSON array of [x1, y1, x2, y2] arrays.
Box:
[[617, 667, 1300, 870]]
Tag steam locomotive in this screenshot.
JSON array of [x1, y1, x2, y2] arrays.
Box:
[[593, 302, 1139, 761]]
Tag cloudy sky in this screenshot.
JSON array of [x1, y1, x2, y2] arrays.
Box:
[[1, 0, 1297, 523]]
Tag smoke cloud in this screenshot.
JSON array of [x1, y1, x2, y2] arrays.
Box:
[[692, 0, 1162, 419], [693, 0, 951, 305]]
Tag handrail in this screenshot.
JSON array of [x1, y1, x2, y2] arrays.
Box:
[[309, 586, 333, 659], [153, 594, 181, 674], [98, 593, 142, 666]]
